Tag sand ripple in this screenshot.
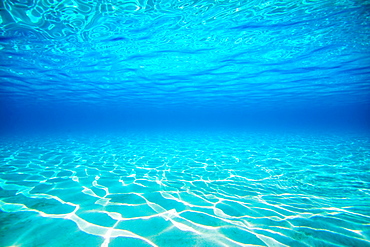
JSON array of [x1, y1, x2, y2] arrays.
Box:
[[0, 132, 369, 246]]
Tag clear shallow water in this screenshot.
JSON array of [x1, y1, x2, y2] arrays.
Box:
[[1, 0, 370, 246], [0, 132, 369, 247]]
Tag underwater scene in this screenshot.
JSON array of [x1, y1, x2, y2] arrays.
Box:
[[0, 0, 370, 246]]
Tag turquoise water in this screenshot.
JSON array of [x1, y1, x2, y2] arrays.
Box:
[[0, 132, 369, 246], [1, 0, 370, 246]]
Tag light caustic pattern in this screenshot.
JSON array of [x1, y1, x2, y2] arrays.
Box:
[[0, 132, 369, 246]]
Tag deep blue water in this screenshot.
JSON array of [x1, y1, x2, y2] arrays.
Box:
[[0, 0, 370, 246]]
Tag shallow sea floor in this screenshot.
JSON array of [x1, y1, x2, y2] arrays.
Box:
[[0, 131, 369, 247]]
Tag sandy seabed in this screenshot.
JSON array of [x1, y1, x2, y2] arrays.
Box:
[[0, 131, 369, 247]]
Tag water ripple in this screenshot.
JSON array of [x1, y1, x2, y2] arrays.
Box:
[[0, 1, 369, 108], [0, 132, 369, 246]]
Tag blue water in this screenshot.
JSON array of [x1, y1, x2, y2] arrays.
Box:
[[1, 0, 370, 246]]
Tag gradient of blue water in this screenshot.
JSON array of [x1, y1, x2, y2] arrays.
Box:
[[0, 0, 370, 246], [0, 0, 369, 116]]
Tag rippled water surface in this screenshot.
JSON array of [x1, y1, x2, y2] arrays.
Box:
[[1, 0, 369, 108], [0, 132, 369, 246]]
